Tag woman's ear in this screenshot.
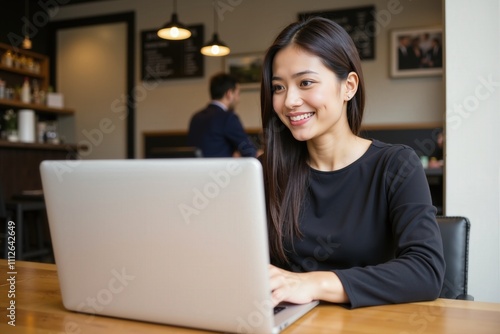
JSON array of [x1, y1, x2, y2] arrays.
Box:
[[344, 72, 359, 101]]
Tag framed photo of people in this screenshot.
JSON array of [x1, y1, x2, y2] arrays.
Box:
[[390, 26, 443, 78]]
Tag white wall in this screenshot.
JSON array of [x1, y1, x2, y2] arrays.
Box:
[[57, 23, 127, 159], [52, 0, 442, 158], [444, 0, 500, 303]]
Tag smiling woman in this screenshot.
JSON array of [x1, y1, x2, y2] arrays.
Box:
[[259, 16, 445, 309], [270, 46, 359, 144]]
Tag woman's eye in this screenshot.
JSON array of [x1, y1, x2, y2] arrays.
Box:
[[272, 84, 284, 93], [300, 80, 313, 87]]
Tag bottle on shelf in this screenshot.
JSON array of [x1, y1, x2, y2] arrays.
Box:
[[2, 50, 13, 67], [0, 79, 5, 99], [32, 79, 40, 104], [21, 77, 31, 103], [45, 122, 60, 144]]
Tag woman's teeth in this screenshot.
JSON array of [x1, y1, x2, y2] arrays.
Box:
[[290, 113, 314, 121]]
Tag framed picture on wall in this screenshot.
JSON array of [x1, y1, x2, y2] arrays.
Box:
[[390, 26, 443, 78], [224, 52, 263, 90]]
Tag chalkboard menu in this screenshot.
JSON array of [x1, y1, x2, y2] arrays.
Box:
[[299, 6, 375, 60], [141, 24, 204, 81]]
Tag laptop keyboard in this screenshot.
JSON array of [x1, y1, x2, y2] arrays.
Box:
[[273, 306, 286, 315]]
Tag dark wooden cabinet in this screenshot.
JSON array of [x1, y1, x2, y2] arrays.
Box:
[[0, 141, 78, 200]]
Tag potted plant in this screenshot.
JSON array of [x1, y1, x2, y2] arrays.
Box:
[[2, 109, 18, 142]]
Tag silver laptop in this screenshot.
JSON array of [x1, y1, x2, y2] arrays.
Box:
[[40, 158, 318, 334]]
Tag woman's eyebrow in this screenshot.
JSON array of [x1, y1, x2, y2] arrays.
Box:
[[272, 70, 319, 81]]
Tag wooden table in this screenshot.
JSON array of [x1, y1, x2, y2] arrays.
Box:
[[1, 260, 500, 334]]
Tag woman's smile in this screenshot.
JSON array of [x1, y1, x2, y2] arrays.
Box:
[[288, 112, 315, 125]]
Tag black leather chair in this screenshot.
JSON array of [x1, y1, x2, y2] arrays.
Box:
[[436, 216, 473, 300]]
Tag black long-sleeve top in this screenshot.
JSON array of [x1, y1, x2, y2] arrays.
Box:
[[279, 140, 445, 308]]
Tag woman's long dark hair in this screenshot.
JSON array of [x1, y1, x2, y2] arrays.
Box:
[[260, 17, 366, 264]]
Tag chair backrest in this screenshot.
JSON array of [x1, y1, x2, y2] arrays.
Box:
[[147, 146, 202, 158], [436, 216, 472, 300]]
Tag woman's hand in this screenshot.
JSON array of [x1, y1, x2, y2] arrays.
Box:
[[269, 264, 349, 306], [269, 265, 315, 306]]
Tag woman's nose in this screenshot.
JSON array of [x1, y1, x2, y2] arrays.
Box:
[[284, 87, 303, 110]]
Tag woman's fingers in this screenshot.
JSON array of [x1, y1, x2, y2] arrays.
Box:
[[269, 265, 313, 305]]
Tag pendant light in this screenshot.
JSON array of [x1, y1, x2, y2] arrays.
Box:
[[201, 1, 230, 57], [22, 0, 32, 49], [157, 0, 192, 40]]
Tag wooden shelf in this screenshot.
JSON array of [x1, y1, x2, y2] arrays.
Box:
[[1, 43, 74, 116], [0, 42, 49, 91], [0, 63, 45, 79], [0, 98, 74, 115]]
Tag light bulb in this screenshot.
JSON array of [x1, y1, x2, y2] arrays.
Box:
[[22, 36, 32, 49], [211, 45, 220, 55], [170, 27, 179, 38]]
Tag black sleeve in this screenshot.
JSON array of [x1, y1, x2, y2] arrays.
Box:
[[334, 148, 446, 308]]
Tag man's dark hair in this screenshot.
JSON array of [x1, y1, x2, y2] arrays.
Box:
[[210, 72, 239, 100]]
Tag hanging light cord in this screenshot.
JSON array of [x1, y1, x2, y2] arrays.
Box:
[[23, 0, 32, 49], [201, 0, 230, 56], [25, 0, 29, 36], [212, 1, 218, 35]]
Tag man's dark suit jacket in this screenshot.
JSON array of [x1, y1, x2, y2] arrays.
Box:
[[187, 103, 257, 157]]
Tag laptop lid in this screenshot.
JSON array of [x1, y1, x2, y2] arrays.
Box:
[[40, 158, 317, 334]]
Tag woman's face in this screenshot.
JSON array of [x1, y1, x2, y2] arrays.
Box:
[[271, 45, 350, 143]]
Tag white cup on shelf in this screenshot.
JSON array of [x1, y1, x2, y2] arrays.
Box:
[[18, 109, 36, 143]]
